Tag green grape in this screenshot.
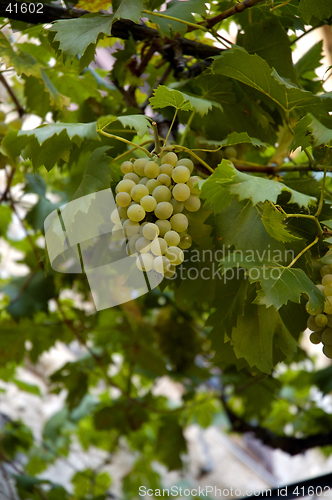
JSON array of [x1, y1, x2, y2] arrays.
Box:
[[172, 166, 190, 184], [8, 118, 22, 130], [315, 313, 328, 328], [164, 265, 176, 278], [164, 230, 180, 246], [170, 198, 184, 214], [324, 285, 332, 297], [118, 206, 128, 219], [126, 234, 141, 256], [322, 274, 332, 286], [157, 173, 171, 186], [131, 184, 149, 202], [172, 183, 191, 202], [120, 161, 134, 174], [133, 158, 148, 176], [135, 237, 151, 253], [316, 284, 325, 293], [159, 163, 174, 176], [150, 237, 167, 256], [144, 161, 160, 178], [123, 219, 140, 237], [323, 344, 332, 359], [116, 179, 136, 194], [146, 179, 160, 194], [123, 173, 139, 183], [170, 213, 188, 232], [153, 255, 171, 274], [307, 315, 323, 332], [320, 265, 332, 277], [154, 201, 173, 219], [143, 223, 159, 240], [183, 195, 201, 212], [116, 192, 131, 207], [187, 176, 202, 195], [136, 253, 154, 272], [179, 234, 192, 249], [140, 195, 157, 212], [156, 219, 172, 237], [305, 301, 323, 315], [176, 158, 194, 173], [165, 246, 184, 265], [111, 208, 121, 224], [139, 176, 149, 185], [153, 186, 172, 203], [324, 297, 332, 314], [322, 327, 332, 345], [0, 122, 8, 135], [127, 204, 145, 222], [161, 152, 178, 166], [224, 146, 238, 159], [0, 111, 5, 121], [310, 332, 321, 345]]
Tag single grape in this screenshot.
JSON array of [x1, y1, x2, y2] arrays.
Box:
[[165, 246, 184, 265], [187, 176, 202, 195], [322, 274, 332, 286], [305, 301, 323, 315], [170, 213, 188, 232], [327, 315, 332, 328], [176, 158, 194, 173], [139, 176, 149, 185], [0, 122, 9, 135], [183, 195, 201, 212], [159, 163, 174, 176], [307, 315, 323, 332], [123, 173, 140, 183], [116, 179, 136, 194], [155, 201, 173, 219], [131, 184, 149, 202], [161, 152, 178, 166], [157, 173, 171, 186], [153, 186, 172, 203], [224, 146, 238, 159], [164, 230, 180, 246], [140, 195, 157, 212], [315, 313, 328, 328], [127, 204, 146, 222], [323, 344, 332, 359], [117, 206, 128, 219], [121, 161, 134, 174], [133, 158, 148, 176], [116, 192, 131, 207], [135, 237, 151, 253], [324, 285, 332, 297], [136, 253, 154, 272], [324, 297, 332, 314], [320, 265, 332, 277], [172, 183, 191, 202], [322, 327, 332, 345], [153, 255, 171, 274], [150, 237, 167, 256], [146, 179, 160, 194], [310, 332, 321, 345], [8, 118, 22, 130], [156, 219, 172, 237], [143, 223, 160, 241], [179, 234, 192, 249], [111, 208, 121, 224], [170, 198, 184, 214], [123, 219, 140, 237], [172, 166, 190, 184], [144, 161, 160, 178]]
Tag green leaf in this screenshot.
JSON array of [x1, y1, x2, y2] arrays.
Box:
[[239, 15, 296, 82], [291, 114, 332, 151], [261, 202, 300, 243], [295, 41, 324, 79], [72, 146, 113, 199], [0, 32, 41, 77], [0, 205, 11, 236], [40, 69, 70, 110], [150, 85, 194, 112], [0, 323, 26, 366], [19, 122, 99, 146], [72, 470, 111, 499], [24, 174, 63, 231], [200, 161, 316, 211], [212, 47, 331, 116], [113, 0, 145, 23], [298, 0, 332, 23], [155, 415, 186, 470], [49, 14, 113, 61], [220, 254, 324, 311], [98, 114, 151, 138], [220, 131, 267, 148], [13, 379, 41, 396]]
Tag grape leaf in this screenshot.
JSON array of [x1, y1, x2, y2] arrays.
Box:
[[261, 202, 300, 243], [24, 174, 63, 231], [295, 41, 324, 79], [40, 69, 70, 110], [0, 32, 41, 77], [48, 14, 113, 61], [149, 86, 195, 113], [113, 0, 144, 23], [192, 132, 266, 149], [212, 47, 332, 116], [291, 114, 332, 151], [220, 254, 324, 311], [72, 147, 113, 199], [200, 161, 316, 211], [298, 0, 332, 23], [97, 114, 151, 138]]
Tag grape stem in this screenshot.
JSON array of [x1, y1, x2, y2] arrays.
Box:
[[315, 153, 329, 218], [168, 144, 215, 174], [152, 121, 161, 154], [110, 140, 155, 164], [98, 130, 153, 157], [286, 235, 320, 269], [159, 109, 178, 157]]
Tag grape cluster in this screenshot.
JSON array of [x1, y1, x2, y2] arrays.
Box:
[[111, 152, 201, 278], [307, 264, 332, 358]]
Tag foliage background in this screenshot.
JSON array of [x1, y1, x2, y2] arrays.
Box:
[[1, 0, 332, 498]]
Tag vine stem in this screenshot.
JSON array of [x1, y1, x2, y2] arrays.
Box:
[[286, 235, 320, 269], [98, 130, 153, 157], [160, 109, 178, 157], [142, 9, 208, 32], [110, 140, 155, 164], [179, 110, 195, 147], [270, 0, 292, 11], [152, 121, 161, 154], [169, 144, 215, 174], [315, 158, 328, 218]]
